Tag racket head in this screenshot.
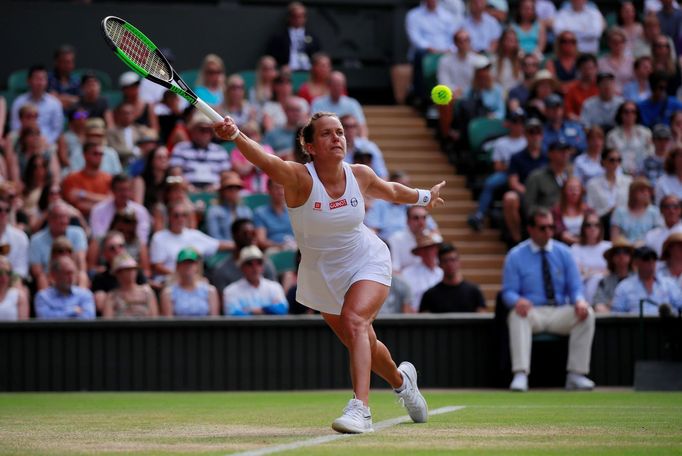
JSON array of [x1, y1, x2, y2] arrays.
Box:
[[101, 16, 175, 84]]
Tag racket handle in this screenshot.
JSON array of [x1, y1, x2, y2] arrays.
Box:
[[195, 98, 225, 123]]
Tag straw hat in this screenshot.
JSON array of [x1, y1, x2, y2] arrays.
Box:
[[411, 231, 443, 254], [112, 253, 138, 273], [603, 237, 634, 262], [530, 69, 561, 93]]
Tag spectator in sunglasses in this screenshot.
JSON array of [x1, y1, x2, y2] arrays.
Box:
[[571, 213, 611, 303]]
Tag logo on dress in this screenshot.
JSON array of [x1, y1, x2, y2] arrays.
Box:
[[329, 199, 347, 210], [313, 202, 322, 211], [350, 197, 358, 207]]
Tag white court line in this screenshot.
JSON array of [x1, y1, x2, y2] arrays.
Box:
[[230, 405, 465, 456]]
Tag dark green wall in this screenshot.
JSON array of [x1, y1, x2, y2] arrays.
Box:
[[0, 315, 679, 391]]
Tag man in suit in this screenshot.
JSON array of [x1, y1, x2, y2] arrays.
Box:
[[266, 2, 321, 71]]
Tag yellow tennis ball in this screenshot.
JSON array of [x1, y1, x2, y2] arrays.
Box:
[[431, 84, 453, 105]]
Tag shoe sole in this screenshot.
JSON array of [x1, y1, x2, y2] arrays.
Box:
[[398, 362, 428, 423], [331, 420, 374, 434]]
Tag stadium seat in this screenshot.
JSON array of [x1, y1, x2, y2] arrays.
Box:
[[7, 69, 28, 94], [221, 141, 237, 156], [204, 251, 230, 269], [189, 191, 217, 208], [179, 69, 200, 88], [291, 71, 309, 92], [467, 117, 509, 162], [422, 53, 443, 94], [102, 90, 123, 109], [268, 250, 296, 274], [242, 193, 270, 210]]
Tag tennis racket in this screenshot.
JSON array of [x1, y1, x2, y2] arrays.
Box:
[[101, 15, 224, 124]]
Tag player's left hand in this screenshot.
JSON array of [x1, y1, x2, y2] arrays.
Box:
[[428, 181, 446, 209]]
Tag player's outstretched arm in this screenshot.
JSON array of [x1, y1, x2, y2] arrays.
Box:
[[214, 117, 303, 188], [353, 164, 445, 209]]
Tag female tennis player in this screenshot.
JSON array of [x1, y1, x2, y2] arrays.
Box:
[[214, 112, 445, 434]]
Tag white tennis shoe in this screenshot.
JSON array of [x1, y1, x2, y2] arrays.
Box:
[[396, 361, 428, 423], [331, 397, 373, 434]]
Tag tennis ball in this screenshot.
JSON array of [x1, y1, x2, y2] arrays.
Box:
[[431, 84, 453, 105]]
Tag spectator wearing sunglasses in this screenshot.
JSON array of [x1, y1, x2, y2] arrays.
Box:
[[637, 71, 682, 127], [644, 194, 682, 255]]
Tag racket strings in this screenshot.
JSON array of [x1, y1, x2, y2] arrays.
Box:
[[105, 19, 171, 81]]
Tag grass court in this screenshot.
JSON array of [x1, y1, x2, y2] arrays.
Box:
[[1, 390, 681, 455]]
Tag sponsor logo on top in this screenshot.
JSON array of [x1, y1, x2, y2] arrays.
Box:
[[313, 202, 322, 211], [329, 199, 347, 210]]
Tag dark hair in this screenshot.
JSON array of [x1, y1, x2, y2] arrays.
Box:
[[649, 70, 670, 88], [634, 55, 652, 70], [38, 182, 58, 212], [23, 154, 50, 193], [438, 242, 457, 259], [83, 141, 99, 154], [586, 125, 605, 140], [141, 146, 169, 197], [297, 112, 339, 162], [576, 53, 597, 69], [231, 217, 254, 239], [579, 211, 602, 245], [514, 0, 536, 24], [664, 147, 682, 175], [111, 173, 131, 190], [660, 194, 680, 208], [53, 44, 75, 59], [614, 100, 642, 125], [616, 0, 635, 26], [27, 64, 48, 79], [406, 205, 427, 219], [601, 146, 619, 162], [527, 207, 552, 226]]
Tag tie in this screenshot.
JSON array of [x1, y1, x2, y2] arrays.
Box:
[[541, 249, 556, 306]]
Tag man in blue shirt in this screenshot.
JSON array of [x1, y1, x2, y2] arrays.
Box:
[[637, 71, 682, 127], [34, 256, 95, 320], [542, 94, 587, 154], [611, 246, 682, 315], [502, 208, 595, 392], [254, 180, 295, 250]]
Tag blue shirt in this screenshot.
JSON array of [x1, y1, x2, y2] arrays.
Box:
[[344, 137, 388, 179], [170, 283, 211, 316], [465, 84, 506, 120], [502, 239, 584, 308], [611, 274, 682, 315], [637, 96, 682, 127], [507, 148, 548, 184], [405, 4, 459, 57], [263, 127, 296, 155], [10, 92, 64, 144], [34, 286, 95, 320], [542, 120, 587, 154], [253, 205, 294, 244], [205, 203, 253, 241], [29, 226, 88, 270], [622, 81, 651, 103]]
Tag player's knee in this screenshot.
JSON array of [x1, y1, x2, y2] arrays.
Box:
[[340, 311, 369, 340]]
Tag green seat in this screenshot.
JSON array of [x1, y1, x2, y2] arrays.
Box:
[[291, 71, 309, 92], [205, 251, 230, 270], [179, 69, 200, 88], [242, 193, 270, 210], [221, 141, 237, 156], [102, 90, 123, 109], [189, 191, 217, 208], [8, 69, 28, 94], [468, 117, 509, 161], [238, 70, 256, 94], [422, 53, 443, 93], [268, 250, 296, 274]]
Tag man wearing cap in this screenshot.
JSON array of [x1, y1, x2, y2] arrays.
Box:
[[10, 65, 64, 145], [61, 141, 112, 217], [612, 245, 682, 315], [524, 140, 573, 216], [564, 54, 599, 121], [61, 117, 123, 177], [89, 174, 151, 242], [644, 195, 682, 255], [205, 172, 253, 242], [169, 112, 231, 192], [341, 114, 387, 179], [34, 256, 95, 320], [468, 108, 528, 231], [401, 231, 444, 312], [542, 93, 587, 155], [222, 245, 288, 316], [118, 71, 159, 133], [579, 72, 624, 130], [502, 208, 595, 392], [642, 124, 673, 184], [502, 118, 548, 244]]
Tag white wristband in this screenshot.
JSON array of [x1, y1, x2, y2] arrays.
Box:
[[415, 189, 431, 206], [228, 129, 240, 141]]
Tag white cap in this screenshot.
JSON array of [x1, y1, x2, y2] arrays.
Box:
[[237, 245, 264, 266], [119, 71, 141, 87], [473, 55, 491, 70]]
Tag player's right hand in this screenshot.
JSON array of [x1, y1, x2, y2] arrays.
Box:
[[214, 116, 240, 141]]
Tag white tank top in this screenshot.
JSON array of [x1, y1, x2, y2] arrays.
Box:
[[289, 161, 369, 253], [0, 288, 19, 321]]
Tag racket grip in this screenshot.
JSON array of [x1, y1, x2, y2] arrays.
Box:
[[195, 98, 225, 123]]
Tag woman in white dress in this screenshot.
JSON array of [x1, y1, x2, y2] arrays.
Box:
[[214, 112, 444, 434]]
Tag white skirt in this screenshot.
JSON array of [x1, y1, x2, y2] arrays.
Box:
[[296, 238, 392, 315]]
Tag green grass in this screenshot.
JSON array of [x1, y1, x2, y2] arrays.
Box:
[[0, 390, 681, 455]]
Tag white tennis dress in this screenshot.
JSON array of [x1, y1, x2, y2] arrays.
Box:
[[288, 162, 392, 314]]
